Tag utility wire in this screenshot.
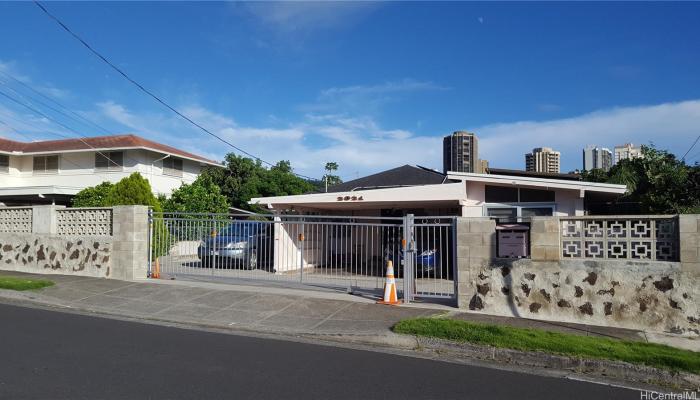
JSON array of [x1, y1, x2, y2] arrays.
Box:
[[0, 87, 123, 169], [0, 117, 114, 182], [0, 70, 164, 169], [0, 69, 110, 135], [0, 77, 108, 136], [34, 1, 318, 181], [681, 134, 700, 162]]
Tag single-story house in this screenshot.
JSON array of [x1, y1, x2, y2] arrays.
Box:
[[250, 165, 627, 219]]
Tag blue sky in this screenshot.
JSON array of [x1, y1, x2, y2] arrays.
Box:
[[0, 1, 699, 179]]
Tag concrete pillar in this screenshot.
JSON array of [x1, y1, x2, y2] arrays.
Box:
[[530, 216, 561, 262], [679, 214, 700, 277], [31, 205, 64, 234], [111, 205, 149, 280], [456, 217, 496, 309]]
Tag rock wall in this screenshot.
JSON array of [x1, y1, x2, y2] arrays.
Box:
[[468, 259, 700, 336], [0, 233, 112, 278]]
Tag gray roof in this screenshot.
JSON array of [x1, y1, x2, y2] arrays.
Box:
[[326, 165, 447, 193]]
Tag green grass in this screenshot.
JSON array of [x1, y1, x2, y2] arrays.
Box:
[[0, 276, 54, 291], [393, 318, 700, 374]]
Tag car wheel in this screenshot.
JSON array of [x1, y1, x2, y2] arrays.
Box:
[[247, 252, 258, 270]]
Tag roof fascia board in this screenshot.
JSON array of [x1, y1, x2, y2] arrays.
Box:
[[447, 172, 626, 193], [0, 146, 222, 167], [251, 182, 466, 205]]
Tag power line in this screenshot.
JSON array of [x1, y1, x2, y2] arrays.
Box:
[[681, 134, 700, 161], [0, 69, 110, 135], [0, 117, 114, 182], [0, 69, 165, 170], [0, 77, 108, 136], [0, 87, 123, 169], [34, 1, 319, 181]]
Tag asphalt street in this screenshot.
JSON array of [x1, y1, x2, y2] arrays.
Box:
[[0, 303, 638, 400]]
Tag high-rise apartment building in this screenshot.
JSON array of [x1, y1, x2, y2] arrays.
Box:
[[476, 159, 489, 174], [443, 131, 479, 173], [525, 147, 561, 173], [614, 143, 643, 164], [582, 145, 613, 171]]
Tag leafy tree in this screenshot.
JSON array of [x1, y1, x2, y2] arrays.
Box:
[[104, 172, 162, 212], [578, 168, 608, 183], [323, 161, 342, 191], [581, 145, 700, 214], [72, 182, 114, 207], [203, 154, 316, 212], [161, 175, 229, 214]]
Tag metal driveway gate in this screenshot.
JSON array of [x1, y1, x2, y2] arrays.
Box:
[[148, 212, 456, 303]]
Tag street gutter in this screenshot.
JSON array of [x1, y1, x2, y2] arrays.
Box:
[[0, 289, 696, 392]]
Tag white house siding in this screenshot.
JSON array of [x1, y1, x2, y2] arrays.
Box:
[[462, 181, 584, 217], [554, 189, 584, 216], [462, 181, 486, 217], [0, 149, 206, 198]]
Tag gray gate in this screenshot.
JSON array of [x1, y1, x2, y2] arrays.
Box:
[[148, 211, 456, 303]]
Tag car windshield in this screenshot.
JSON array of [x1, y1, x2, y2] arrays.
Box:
[[219, 223, 260, 236]]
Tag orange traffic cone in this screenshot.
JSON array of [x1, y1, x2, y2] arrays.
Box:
[[151, 259, 161, 279], [377, 260, 400, 305]]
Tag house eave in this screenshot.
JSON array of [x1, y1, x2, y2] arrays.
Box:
[[446, 171, 627, 194]]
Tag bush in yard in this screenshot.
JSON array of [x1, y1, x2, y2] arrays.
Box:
[[72, 182, 114, 207], [161, 175, 229, 215], [104, 172, 162, 212], [72, 173, 169, 259]]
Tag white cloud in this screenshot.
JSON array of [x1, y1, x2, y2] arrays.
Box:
[[320, 79, 448, 98], [241, 1, 378, 33], [302, 79, 449, 114], [537, 103, 562, 113], [96, 100, 440, 179], [0, 59, 69, 99], [96, 99, 700, 180], [477, 100, 700, 171]]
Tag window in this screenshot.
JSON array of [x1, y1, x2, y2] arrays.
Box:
[[487, 207, 518, 222], [521, 207, 553, 218], [519, 188, 555, 202], [33, 155, 59, 174], [485, 185, 518, 203], [485, 185, 555, 203], [95, 151, 124, 171], [163, 157, 183, 177], [0, 155, 8, 173], [487, 206, 554, 222]]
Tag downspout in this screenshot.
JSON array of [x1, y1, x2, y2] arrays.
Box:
[[151, 154, 170, 194]]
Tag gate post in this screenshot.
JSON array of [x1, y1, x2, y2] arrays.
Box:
[[112, 205, 149, 280], [299, 220, 305, 283], [451, 216, 458, 303], [147, 208, 153, 278], [402, 213, 415, 303]]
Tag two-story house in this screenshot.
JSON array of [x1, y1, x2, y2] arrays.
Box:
[[0, 134, 222, 205]]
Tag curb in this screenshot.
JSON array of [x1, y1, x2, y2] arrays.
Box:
[[410, 336, 700, 391], [2, 289, 698, 391]]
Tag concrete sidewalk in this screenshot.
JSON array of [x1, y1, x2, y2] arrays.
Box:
[[0, 271, 653, 344]]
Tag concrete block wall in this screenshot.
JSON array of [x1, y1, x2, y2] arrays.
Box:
[[529, 217, 560, 262], [679, 214, 700, 277], [111, 206, 149, 281], [455, 214, 700, 336], [456, 217, 496, 309], [0, 205, 149, 281]]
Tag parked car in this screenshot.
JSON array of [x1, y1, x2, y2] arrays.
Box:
[[197, 221, 270, 269], [385, 247, 440, 277]]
